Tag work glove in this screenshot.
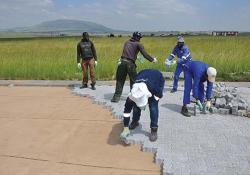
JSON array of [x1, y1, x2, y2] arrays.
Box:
[[176, 58, 182, 64], [120, 127, 130, 140], [152, 57, 158, 63], [77, 63, 81, 69], [137, 55, 145, 64], [165, 59, 172, 68], [205, 100, 211, 110], [154, 95, 160, 101], [95, 61, 98, 66], [117, 58, 121, 65], [196, 100, 203, 111]]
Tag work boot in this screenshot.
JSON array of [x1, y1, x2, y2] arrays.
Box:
[[80, 84, 88, 89], [91, 83, 96, 90], [149, 128, 158, 142], [111, 95, 120, 103], [120, 127, 130, 140], [181, 106, 191, 117], [170, 89, 177, 93], [129, 121, 139, 130]]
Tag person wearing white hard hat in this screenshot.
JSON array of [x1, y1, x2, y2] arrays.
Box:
[[181, 61, 217, 117], [120, 69, 165, 142], [164, 36, 192, 93]]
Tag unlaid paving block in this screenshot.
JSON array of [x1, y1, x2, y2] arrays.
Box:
[[218, 108, 230, 115]]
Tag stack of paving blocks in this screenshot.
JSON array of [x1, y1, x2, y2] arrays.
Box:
[[211, 83, 249, 117]]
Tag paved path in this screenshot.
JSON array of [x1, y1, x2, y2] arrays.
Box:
[[0, 86, 160, 175], [73, 84, 250, 175]]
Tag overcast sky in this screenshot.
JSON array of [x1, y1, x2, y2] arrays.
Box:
[[0, 0, 250, 31]]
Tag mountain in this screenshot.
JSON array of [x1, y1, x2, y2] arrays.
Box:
[[7, 19, 114, 33]]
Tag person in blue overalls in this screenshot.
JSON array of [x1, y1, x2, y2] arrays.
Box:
[[120, 69, 165, 142], [181, 61, 217, 117], [165, 36, 192, 93]]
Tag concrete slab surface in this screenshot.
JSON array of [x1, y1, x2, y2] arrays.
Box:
[[0, 86, 160, 175]]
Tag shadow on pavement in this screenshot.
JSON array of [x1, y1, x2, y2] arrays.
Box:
[[104, 93, 114, 101], [161, 103, 182, 113], [107, 122, 130, 146]]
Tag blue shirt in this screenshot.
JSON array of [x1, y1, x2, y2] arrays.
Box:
[[167, 44, 192, 65]]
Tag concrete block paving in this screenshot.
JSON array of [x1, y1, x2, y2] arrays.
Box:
[[73, 85, 250, 175]]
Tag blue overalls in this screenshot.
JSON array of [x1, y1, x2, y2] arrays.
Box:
[[167, 45, 192, 90], [183, 61, 213, 105]]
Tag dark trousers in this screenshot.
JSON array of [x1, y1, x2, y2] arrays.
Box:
[[113, 60, 137, 98], [132, 97, 159, 128]]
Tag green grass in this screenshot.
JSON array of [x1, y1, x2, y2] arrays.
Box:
[[0, 36, 250, 81]]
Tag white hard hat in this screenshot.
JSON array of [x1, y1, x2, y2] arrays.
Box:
[[128, 82, 152, 107], [207, 67, 217, 83]]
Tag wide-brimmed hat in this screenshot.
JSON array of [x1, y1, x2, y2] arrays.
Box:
[[128, 83, 152, 107]]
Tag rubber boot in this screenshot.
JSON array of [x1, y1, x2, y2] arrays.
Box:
[[170, 89, 177, 93], [111, 95, 120, 103], [91, 83, 96, 90], [181, 106, 191, 117], [149, 128, 158, 142], [80, 84, 88, 89], [129, 121, 139, 130]]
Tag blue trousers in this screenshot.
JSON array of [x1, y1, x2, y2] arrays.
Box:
[[132, 97, 159, 128], [173, 64, 183, 90], [183, 71, 205, 105]]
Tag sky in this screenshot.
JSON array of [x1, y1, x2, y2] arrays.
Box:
[[0, 0, 250, 31]]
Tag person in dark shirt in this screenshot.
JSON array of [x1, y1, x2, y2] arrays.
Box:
[[120, 69, 165, 142], [111, 32, 157, 102], [77, 32, 97, 90]]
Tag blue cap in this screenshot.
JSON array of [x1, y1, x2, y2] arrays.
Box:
[[178, 36, 184, 42]]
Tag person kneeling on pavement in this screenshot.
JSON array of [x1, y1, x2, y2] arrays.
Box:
[[181, 61, 217, 117], [120, 69, 165, 142]]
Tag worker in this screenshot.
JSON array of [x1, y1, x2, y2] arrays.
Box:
[[77, 32, 97, 90], [111, 32, 157, 103], [181, 61, 217, 117], [165, 36, 192, 93], [120, 69, 165, 142]]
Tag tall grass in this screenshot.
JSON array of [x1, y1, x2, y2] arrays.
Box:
[[0, 36, 249, 81]]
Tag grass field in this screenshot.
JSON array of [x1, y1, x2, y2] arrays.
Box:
[[0, 36, 250, 81]]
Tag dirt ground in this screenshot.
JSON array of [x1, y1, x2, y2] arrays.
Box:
[[0, 86, 160, 175]]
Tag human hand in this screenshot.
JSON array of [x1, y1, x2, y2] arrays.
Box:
[[165, 59, 172, 68], [205, 100, 211, 109], [77, 63, 81, 69], [177, 58, 182, 64], [152, 57, 158, 63], [196, 100, 203, 111]]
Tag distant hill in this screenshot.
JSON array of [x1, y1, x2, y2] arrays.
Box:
[[6, 19, 114, 33]]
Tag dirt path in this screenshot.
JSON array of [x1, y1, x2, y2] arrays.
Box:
[[0, 86, 160, 175]]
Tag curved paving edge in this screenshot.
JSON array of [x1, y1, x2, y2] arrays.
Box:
[[72, 85, 250, 175], [71, 85, 166, 173]]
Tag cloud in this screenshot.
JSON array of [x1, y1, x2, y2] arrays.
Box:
[[0, 0, 61, 28], [0, 0, 249, 31]]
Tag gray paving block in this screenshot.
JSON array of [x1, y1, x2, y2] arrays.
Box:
[[73, 84, 250, 175], [218, 108, 230, 115]]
